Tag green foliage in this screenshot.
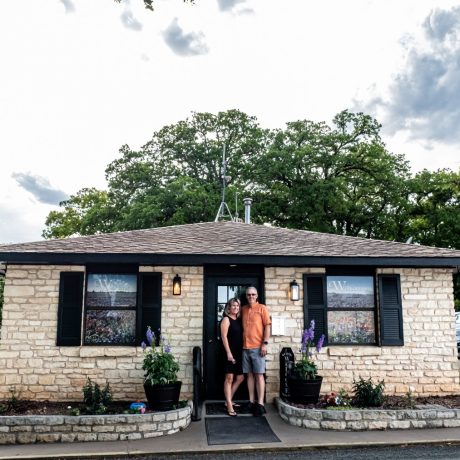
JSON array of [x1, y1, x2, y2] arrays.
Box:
[[68, 406, 80, 416], [142, 327, 180, 386], [352, 377, 385, 407], [293, 358, 318, 381], [292, 320, 325, 380], [0, 387, 19, 413], [82, 378, 113, 415], [0, 276, 4, 328], [454, 273, 460, 312], [404, 390, 416, 409], [407, 169, 460, 250], [40, 109, 460, 311]]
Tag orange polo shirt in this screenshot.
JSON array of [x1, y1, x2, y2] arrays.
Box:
[[241, 302, 271, 349]]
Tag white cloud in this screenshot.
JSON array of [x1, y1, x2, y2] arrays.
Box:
[[162, 18, 209, 56], [12, 172, 69, 205], [120, 10, 143, 31], [359, 6, 460, 145]]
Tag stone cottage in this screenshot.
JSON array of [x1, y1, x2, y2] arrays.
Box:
[[0, 221, 459, 403]]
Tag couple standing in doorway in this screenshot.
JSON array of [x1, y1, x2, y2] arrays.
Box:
[[220, 286, 271, 417]]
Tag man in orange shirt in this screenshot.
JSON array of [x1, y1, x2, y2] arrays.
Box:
[[241, 286, 271, 416]]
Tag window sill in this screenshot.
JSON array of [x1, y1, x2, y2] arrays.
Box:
[[79, 347, 138, 358], [327, 346, 381, 357]]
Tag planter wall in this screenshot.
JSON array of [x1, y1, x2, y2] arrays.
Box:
[[0, 401, 192, 445], [276, 398, 460, 431]]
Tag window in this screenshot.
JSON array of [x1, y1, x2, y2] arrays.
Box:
[[84, 273, 138, 345], [326, 276, 376, 344], [303, 272, 403, 347], [57, 269, 162, 347]]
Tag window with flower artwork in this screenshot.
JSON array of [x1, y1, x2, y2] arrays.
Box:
[[56, 268, 162, 347], [303, 271, 403, 347]]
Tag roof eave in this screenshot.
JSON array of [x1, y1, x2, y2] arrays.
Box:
[[1, 252, 459, 268]]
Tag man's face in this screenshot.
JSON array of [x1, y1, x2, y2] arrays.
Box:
[[246, 289, 257, 305]]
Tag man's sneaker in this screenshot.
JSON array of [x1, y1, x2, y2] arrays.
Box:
[[248, 401, 256, 414], [253, 403, 266, 417]]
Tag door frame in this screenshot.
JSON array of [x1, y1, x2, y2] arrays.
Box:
[[202, 264, 265, 400]]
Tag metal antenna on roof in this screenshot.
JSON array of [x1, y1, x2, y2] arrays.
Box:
[[214, 144, 233, 222]]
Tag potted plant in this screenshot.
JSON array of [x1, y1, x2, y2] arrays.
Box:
[[141, 327, 181, 411], [287, 320, 325, 404]]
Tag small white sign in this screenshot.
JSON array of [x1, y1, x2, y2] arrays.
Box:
[[271, 316, 286, 336]]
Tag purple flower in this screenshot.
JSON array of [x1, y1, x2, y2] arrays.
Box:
[[164, 344, 171, 353], [316, 334, 325, 353], [146, 327, 154, 346], [141, 341, 147, 350]]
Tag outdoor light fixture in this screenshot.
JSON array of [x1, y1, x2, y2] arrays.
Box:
[[290, 279, 299, 301], [173, 274, 181, 296]]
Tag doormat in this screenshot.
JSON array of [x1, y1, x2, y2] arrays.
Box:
[[205, 416, 280, 445], [205, 401, 252, 416]]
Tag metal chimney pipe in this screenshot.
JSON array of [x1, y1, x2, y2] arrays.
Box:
[[243, 198, 252, 224]]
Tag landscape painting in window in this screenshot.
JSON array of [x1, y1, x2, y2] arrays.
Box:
[[84, 310, 136, 344], [327, 276, 374, 309], [86, 274, 137, 308], [328, 310, 375, 344]]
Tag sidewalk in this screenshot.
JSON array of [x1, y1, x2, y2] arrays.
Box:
[[2, 403, 460, 459]]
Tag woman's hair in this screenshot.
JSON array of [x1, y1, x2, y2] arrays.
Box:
[[224, 297, 241, 317]]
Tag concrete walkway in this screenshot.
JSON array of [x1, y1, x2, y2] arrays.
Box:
[[2, 403, 460, 459]]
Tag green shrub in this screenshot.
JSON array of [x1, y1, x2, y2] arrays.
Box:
[[82, 378, 112, 415], [352, 377, 385, 407]]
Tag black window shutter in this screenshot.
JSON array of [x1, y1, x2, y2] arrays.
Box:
[[378, 274, 404, 346], [57, 272, 84, 346], [303, 274, 327, 345], [138, 273, 162, 344]]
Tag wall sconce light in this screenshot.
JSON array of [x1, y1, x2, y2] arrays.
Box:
[[173, 274, 181, 296], [290, 279, 299, 301]]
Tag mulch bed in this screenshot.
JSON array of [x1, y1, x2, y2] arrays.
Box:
[[3, 396, 460, 416], [283, 395, 460, 410], [0, 401, 143, 416]]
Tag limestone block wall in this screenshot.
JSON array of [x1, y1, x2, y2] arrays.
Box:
[[0, 265, 202, 401], [264, 267, 460, 401]]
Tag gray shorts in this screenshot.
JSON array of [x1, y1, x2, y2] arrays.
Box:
[[242, 348, 266, 374]]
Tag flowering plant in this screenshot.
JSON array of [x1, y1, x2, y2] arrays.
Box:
[[292, 320, 325, 380], [141, 327, 179, 386]]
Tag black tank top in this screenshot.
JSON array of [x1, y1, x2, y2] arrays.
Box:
[[225, 315, 243, 355]]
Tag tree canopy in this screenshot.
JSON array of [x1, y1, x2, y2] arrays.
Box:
[[43, 109, 459, 255]]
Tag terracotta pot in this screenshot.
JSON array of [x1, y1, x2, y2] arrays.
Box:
[[143, 381, 182, 411], [287, 376, 323, 404]]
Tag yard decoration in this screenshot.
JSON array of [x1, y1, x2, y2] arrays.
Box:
[[141, 327, 182, 411], [287, 320, 325, 404]]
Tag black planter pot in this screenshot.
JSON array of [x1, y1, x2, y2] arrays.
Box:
[[287, 376, 323, 404], [143, 381, 182, 411]]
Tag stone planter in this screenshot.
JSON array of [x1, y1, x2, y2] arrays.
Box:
[[287, 376, 323, 404], [0, 401, 193, 444], [144, 381, 182, 411]]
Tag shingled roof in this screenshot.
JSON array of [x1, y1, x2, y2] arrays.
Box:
[[1, 221, 460, 267]]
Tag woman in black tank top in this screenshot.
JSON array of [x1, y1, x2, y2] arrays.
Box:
[[220, 298, 244, 416]]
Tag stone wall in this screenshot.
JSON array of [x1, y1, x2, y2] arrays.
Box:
[[0, 264, 458, 403], [0, 265, 202, 401], [264, 267, 460, 401], [0, 403, 192, 444], [277, 398, 460, 430]]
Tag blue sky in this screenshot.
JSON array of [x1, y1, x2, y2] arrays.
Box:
[[1, 0, 459, 243]]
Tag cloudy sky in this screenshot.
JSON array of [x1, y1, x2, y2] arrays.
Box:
[[1, 0, 460, 243]]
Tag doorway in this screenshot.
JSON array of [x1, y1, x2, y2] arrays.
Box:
[[203, 265, 264, 400]]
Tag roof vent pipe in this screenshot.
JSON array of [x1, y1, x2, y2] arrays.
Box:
[[243, 198, 252, 224]]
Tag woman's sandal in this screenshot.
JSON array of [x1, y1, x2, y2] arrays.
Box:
[[225, 401, 241, 408], [227, 408, 237, 417]]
